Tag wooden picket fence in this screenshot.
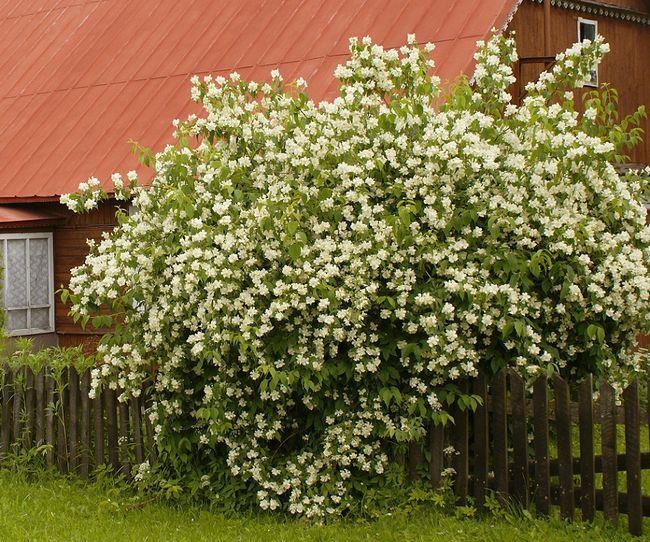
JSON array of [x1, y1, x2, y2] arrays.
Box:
[[0, 366, 154, 478], [416, 370, 649, 536], [1, 365, 649, 536]]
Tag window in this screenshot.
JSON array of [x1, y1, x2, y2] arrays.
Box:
[[0, 233, 54, 335], [578, 18, 599, 87]]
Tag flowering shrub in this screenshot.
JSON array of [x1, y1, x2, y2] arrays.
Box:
[[61, 33, 649, 516]]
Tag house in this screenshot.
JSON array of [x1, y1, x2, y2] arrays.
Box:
[[0, 0, 647, 349]]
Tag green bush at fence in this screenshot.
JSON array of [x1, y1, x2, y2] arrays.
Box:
[[57, 32, 649, 517]]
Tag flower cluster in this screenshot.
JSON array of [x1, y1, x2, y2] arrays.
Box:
[[60, 171, 138, 211], [63, 33, 649, 516]]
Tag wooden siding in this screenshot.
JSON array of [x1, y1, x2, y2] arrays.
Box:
[[53, 201, 119, 348], [509, 1, 650, 164]]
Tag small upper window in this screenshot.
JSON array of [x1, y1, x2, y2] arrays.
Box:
[[578, 18, 599, 87], [0, 232, 54, 335]]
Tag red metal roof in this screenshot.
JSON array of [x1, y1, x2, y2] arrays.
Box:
[[0, 0, 519, 199]]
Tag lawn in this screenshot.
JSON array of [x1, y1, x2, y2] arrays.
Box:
[[0, 471, 641, 542]]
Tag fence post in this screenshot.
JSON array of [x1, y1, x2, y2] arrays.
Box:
[[473, 373, 489, 509], [510, 370, 529, 507], [553, 374, 574, 521], [600, 379, 618, 526], [578, 375, 595, 522], [492, 370, 508, 500], [623, 379, 642, 536]]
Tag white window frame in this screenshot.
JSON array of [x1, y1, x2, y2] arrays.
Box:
[[0, 232, 55, 336], [577, 17, 599, 87]]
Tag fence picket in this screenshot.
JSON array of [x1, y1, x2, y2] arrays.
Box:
[[24, 367, 35, 449], [553, 374, 574, 521], [131, 396, 144, 465], [473, 373, 489, 509], [94, 390, 105, 467], [56, 370, 68, 473], [34, 368, 45, 445], [12, 367, 22, 450], [105, 388, 119, 472], [510, 370, 528, 507], [429, 423, 444, 489], [1, 368, 12, 456], [578, 375, 595, 522], [492, 370, 508, 499], [533, 375, 550, 516], [69, 367, 79, 473], [118, 396, 131, 479], [600, 379, 618, 525], [45, 373, 55, 468], [80, 370, 91, 478], [453, 380, 469, 503], [624, 380, 643, 536]]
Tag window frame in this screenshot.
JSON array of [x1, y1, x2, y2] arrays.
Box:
[[0, 232, 55, 336], [577, 17, 599, 87]]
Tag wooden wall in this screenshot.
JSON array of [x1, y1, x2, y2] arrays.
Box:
[[52, 200, 119, 350], [508, 1, 650, 164]]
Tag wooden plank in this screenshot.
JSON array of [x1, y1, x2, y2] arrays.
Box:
[[56, 370, 68, 473], [1, 367, 12, 456], [510, 370, 528, 507], [144, 388, 156, 463], [80, 370, 91, 478], [68, 367, 79, 473], [552, 487, 650, 516], [408, 440, 422, 482], [12, 367, 22, 449], [492, 370, 508, 499], [24, 367, 35, 449], [600, 379, 618, 525], [35, 368, 45, 445], [429, 423, 444, 489], [105, 388, 119, 472], [131, 396, 144, 464], [553, 373, 574, 521], [118, 396, 131, 479], [473, 373, 489, 509], [533, 375, 550, 516], [45, 373, 55, 468], [94, 390, 105, 468], [623, 380, 642, 536], [452, 380, 469, 503], [578, 375, 595, 522]]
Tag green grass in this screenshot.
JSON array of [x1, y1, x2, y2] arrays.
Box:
[[0, 471, 641, 542]]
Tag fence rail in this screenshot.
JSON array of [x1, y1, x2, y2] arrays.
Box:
[[1, 365, 649, 536]]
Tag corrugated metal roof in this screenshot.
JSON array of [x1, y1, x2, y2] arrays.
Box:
[[0, 0, 519, 199]]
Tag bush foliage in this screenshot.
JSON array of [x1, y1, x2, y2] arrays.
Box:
[[61, 33, 649, 516]]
